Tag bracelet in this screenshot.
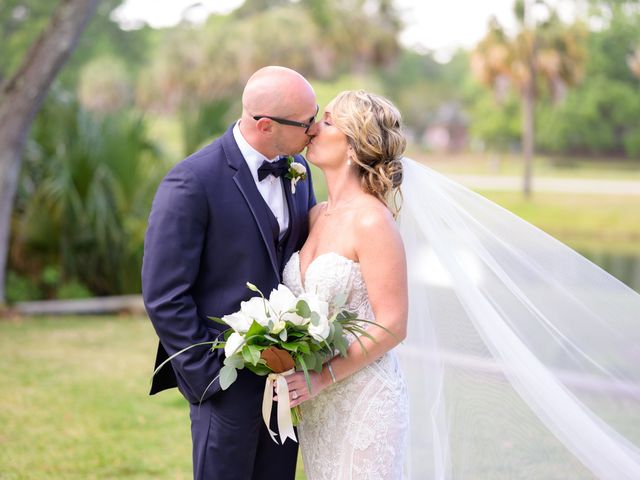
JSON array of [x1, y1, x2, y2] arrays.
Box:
[[326, 360, 337, 384]]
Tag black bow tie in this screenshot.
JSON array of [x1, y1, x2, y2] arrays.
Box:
[[257, 157, 289, 181]]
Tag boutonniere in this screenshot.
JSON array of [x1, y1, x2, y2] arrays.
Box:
[[284, 156, 307, 194]]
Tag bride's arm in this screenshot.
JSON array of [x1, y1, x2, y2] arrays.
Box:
[[286, 206, 408, 406]]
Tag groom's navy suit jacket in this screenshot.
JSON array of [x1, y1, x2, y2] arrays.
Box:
[[142, 125, 315, 404]]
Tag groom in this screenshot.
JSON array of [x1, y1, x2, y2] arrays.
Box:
[[142, 66, 317, 480]]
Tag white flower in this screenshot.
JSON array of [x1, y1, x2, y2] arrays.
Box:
[[299, 293, 329, 318], [290, 162, 307, 176], [269, 284, 307, 325], [268, 284, 297, 312], [299, 293, 330, 340], [309, 313, 331, 341], [270, 319, 286, 334], [224, 331, 245, 358], [240, 296, 270, 327], [287, 161, 307, 195], [221, 311, 252, 333]]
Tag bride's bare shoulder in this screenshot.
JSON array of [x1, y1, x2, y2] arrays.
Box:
[[353, 198, 404, 267], [353, 197, 399, 237]]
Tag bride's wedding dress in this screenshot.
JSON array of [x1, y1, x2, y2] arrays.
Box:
[[283, 251, 409, 480]]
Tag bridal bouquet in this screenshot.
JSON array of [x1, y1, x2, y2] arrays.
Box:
[[153, 282, 384, 444]]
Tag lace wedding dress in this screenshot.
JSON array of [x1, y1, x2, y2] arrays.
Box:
[[283, 251, 410, 480]]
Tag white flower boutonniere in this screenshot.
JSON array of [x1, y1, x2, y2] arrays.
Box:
[[284, 156, 307, 194]]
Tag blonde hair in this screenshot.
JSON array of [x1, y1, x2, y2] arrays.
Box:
[[329, 90, 405, 216]]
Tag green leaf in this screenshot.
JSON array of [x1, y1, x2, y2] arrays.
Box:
[[219, 365, 238, 390], [207, 316, 227, 326], [280, 341, 310, 354], [242, 344, 261, 366], [336, 310, 358, 322], [313, 353, 325, 373], [286, 330, 306, 339], [302, 351, 316, 370], [281, 342, 301, 352], [298, 355, 313, 394], [355, 318, 399, 339], [334, 335, 348, 357], [245, 320, 267, 340], [297, 342, 311, 355], [151, 341, 220, 379], [296, 300, 312, 318], [332, 322, 343, 342], [223, 354, 244, 369], [351, 330, 368, 355], [245, 362, 272, 376]]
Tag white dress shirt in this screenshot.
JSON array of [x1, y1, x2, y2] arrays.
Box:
[[233, 121, 290, 238]]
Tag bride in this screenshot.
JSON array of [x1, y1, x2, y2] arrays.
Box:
[[283, 90, 409, 479], [283, 90, 640, 479]]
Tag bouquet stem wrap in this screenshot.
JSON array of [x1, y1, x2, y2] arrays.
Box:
[[262, 368, 297, 444]]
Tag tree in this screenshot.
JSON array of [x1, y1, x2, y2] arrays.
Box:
[[0, 2, 59, 84], [0, 0, 100, 304], [536, 8, 640, 158], [470, 0, 586, 196], [628, 46, 640, 78]]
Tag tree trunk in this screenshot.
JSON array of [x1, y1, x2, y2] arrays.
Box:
[[0, 0, 100, 304], [521, 82, 535, 198]]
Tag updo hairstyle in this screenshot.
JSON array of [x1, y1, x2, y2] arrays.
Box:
[[329, 90, 405, 215]]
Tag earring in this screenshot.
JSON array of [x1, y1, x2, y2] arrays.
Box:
[[347, 153, 354, 166]]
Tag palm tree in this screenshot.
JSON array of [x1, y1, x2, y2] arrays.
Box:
[[471, 0, 586, 197], [12, 94, 162, 296], [302, 0, 402, 75]]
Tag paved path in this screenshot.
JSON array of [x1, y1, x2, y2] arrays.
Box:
[[448, 174, 640, 196], [11, 295, 145, 316]]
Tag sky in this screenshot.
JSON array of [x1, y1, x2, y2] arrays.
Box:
[[112, 0, 580, 62]]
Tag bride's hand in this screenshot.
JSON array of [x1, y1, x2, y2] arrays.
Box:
[[284, 370, 328, 408]]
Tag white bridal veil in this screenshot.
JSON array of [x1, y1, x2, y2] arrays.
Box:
[[395, 158, 640, 479]]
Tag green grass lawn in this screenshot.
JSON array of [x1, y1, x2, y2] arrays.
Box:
[[3, 316, 639, 479], [478, 191, 640, 254], [0, 316, 306, 480]]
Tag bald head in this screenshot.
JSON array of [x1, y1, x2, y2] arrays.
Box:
[[239, 66, 317, 158], [242, 66, 316, 119]]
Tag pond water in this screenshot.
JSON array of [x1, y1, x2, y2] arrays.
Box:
[[581, 250, 640, 294]]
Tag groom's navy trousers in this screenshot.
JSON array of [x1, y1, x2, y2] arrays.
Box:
[[142, 124, 315, 479]]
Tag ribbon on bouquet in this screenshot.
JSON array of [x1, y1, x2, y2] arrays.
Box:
[[262, 368, 297, 444]]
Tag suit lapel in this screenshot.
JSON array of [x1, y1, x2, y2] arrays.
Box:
[[281, 174, 300, 264], [221, 127, 280, 278]]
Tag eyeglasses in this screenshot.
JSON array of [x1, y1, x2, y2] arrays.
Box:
[[253, 105, 319, 134]]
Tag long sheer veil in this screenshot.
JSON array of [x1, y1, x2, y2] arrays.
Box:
[[395, 158, 640, 479]]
